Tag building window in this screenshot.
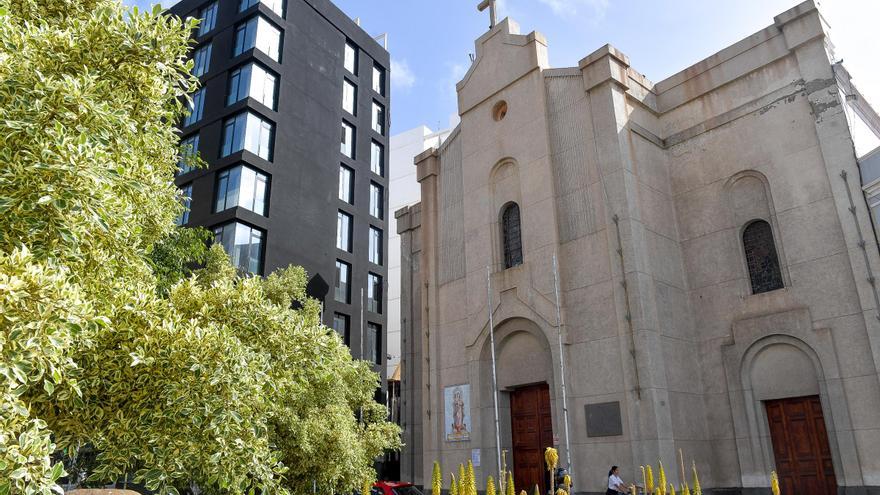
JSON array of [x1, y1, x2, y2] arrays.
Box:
[[742, 220, 784, 294], [233, 16, 281, 62], [333, 312, 350, 345], [336, 211, 352, 252], [213, 222, 264, 275], [371, 101, 385, 135], [342, 79, 357, 115], [193, 43, 212, 77], [184, 88, 206, 127], [501, 203, 523, 269], [197, 1, 218, 36], [369, 182, 383, 220], [367, 322, 382, 364], [340, 121, 355, 158], [227, 63, 278, 110], [372, 64, 385, 96], [176, 183, 193, 226], [367, 272, 382, 314], [221, 112, 274, 160], [370, 140, 383, 176], [178, 133, 200, 175], [339, 165, 354, 204], [335, 260, 351, 303], [239, 0, 284, 17], [214, 164, 269, 216], [344, 41, 357, 75], [369, 227, 382, 265]]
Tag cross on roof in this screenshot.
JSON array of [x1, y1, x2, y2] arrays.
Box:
[[477, 0, 497, 28]]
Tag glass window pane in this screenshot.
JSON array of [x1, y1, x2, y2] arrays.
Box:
[[193, 43, 212, 77], [176, 183, 193, 226], [369, 182, 383, 220], [341, 121, 354, 158], [213, 222, 264, 275], [336, 211, 352, 252], [339, 165, 353, 204], [369, 227, 382, 265], [221, 112, 274, 160], [372, 64, 384, 95], [214, 165, 268, 216], [370, 141, 383, 176], [250, 64, 277, 109], [371, 101, 385, 135], [367, 273, 382, 314], [344, 41, 357, 74], [256, 17, 281, 61], [342, 79, 356, 115], [197, 2, 217, 36], [335, 260, 350, 303], [184, 88, 205, 127], [367, 323, 381, 364], [333, 313, 349, 344], [178, 134, 200, 175]]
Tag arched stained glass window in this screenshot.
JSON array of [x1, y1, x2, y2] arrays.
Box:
[[743, 220, 784, 294], [502, 203, 523, 269]]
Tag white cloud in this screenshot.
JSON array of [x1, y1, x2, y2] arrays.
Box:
[[443, 63, 467, 100], [536, 0, 609, 20], [391, 59, 416, 91]]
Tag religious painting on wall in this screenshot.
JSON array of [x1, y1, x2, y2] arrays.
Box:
[[444, 384, 471, 442]]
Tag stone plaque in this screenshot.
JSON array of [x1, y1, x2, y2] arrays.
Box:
[[585, 401, 622, 437]]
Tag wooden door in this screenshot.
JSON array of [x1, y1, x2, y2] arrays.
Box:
[[511, 383, 553, 495], [765, 396, 837, 495]]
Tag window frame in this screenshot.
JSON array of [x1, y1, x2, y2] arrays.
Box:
[[372, 64, 385, 96], [212, 221, 266, 275], [344, 41, 358, 75], [226, 62, 278, 110], [332, 312, 350, 345], [501, 202, 523, 269], [177, 133, 200, 176], [197, 1, 218, 36], [342, 78, 357, 116], [741, 219, 785, 295], [184, 88, 206, 127], [366, 322, 382, 364], [334, 260, 351, 303], [367, 272, 382, 314], [193, 43, 213, 77], [213, 164, 270, 216], [371, 100, 385, 135], [220, 111, 275, 161], [238, 0, 284, 17], [370, 140, 384, 176], [338, 164, 354, 204], [341, 121, 355, 159], [369, 182, 384, 220], [336, 210, 353, 252], [176, 183, 193, 226], [368, 226, 383, 266], [233, 15, 282, 62]]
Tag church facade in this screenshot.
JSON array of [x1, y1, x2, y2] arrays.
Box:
[[396, 2, 880, 493]]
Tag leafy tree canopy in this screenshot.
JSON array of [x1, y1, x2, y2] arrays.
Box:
[[0, 1, 398, 494]]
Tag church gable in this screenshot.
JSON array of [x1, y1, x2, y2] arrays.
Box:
[[455, 18, 549, 116]]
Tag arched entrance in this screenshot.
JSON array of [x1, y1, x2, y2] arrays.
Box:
[[481, 318, 555, 495], [750, 342, 836, 495]]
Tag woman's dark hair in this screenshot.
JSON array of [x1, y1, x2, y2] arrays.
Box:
[[608, 466, 619, 477]]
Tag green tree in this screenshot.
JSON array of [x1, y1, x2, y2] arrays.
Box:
[[0, 1, 398, 494]]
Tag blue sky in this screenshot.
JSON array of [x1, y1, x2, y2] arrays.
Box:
[[126, 0, 879, 135]]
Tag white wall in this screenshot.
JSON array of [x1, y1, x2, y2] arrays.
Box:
[[387, 125, 450, 376]]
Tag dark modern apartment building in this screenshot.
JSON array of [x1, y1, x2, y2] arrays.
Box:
[[168, 0, 390, 382]]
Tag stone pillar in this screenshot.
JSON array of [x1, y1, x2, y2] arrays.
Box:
[[777, 1, 880, 488], [579, 44, 678, 472], [415, 148, 442, 485]]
